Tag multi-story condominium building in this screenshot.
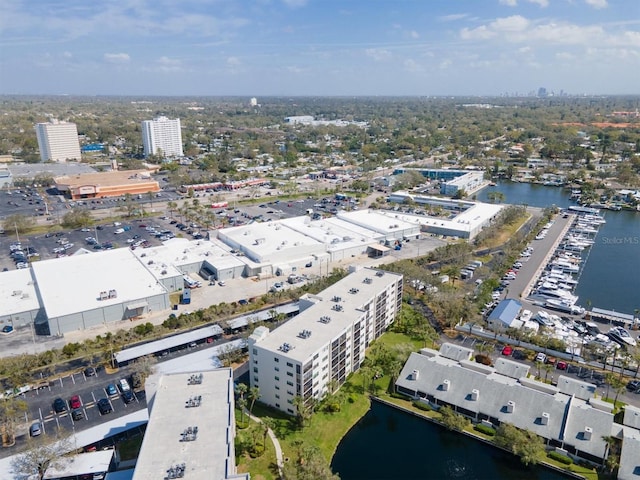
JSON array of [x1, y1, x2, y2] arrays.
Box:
[[248, 267, 403, 415], [34, 120, 82, 162], [141, 116, 184, 158]]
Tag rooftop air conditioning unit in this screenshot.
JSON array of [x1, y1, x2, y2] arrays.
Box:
[[584, 426, 592, 440], [506, 401, 515, 413], [410, 369, 419, 381], [471, 389, 479, 401], [541, 412, 549, 425], [442, 379, 450, 391]]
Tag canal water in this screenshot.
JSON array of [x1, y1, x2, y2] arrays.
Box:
[[477, 182, 640, 315], [331, 401, 570, 480]]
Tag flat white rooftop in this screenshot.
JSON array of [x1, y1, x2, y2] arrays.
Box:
[[32, 248, 167, 318], [280, 216, 380, 252], [0, 268, 40, 315], [219, 220, 325, 263], [43, 449, 114, 479], [133, 369, 245, 480], [255, 268, 402, 362], [337, 209, 421, 236]]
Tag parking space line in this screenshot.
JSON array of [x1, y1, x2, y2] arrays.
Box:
[[71, 375, 76, 385], [59, 377, 64, 388]]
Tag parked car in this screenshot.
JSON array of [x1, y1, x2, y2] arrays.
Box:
[[29, 421, 42, 437], [84, 367, 96, 377], [627, 380, 640, 392], [53, 397, 66, 413], [2, 325, 14, 334], [118, 378, 131, 392], [105, 384, 117, 396], [122, 390, 135, 404], [97, 398, 112, 415], [501, 345, 513, 356], [556, 361, 568, 370], [535, 352, 547, 363], [71, 408, 84, 421], [69, 395, 81, 409]]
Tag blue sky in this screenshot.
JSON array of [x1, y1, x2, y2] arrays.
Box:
[[1, 0, 639, 96]]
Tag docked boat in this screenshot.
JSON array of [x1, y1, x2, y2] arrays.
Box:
[[607, 327, 637, 348], [545, 299, 585, 315]]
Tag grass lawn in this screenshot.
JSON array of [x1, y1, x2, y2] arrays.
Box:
[[117, 435, 144, 461], [235, 413, 279, 480]]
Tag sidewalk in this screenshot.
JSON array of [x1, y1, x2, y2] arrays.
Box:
[[246, 410, 284, 479]]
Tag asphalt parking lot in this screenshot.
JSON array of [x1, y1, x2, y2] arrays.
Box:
[[1, 365, 147, 458]]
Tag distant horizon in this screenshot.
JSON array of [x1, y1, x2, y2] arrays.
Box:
[[2, 1, 638, 96], [2, 92, 639, 99]]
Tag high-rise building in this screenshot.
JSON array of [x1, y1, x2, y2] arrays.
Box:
[[34, 120, 82, 162], [141, 116, 184, 158], [248, 267, 403, 415]]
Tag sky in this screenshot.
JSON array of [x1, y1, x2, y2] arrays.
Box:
[[1, 0, 639, 97]]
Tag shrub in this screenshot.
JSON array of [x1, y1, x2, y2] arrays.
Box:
[[390, 392, 411, 400], [548, 451, 573, 465], [475, 354, 492, 366], [474, 424, 496, 436], [412, 401, 431, 412]]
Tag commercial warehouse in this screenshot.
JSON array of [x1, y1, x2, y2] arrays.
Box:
[[31, 248, 169, 335]]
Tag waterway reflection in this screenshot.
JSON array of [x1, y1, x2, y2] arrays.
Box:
[[331, 401, 571, 480]]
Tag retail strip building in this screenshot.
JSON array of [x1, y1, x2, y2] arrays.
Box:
[[248, 267, 403, 415]]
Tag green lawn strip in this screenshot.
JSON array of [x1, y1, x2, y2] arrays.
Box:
[[234, 409, 278, 480], [117, 435, 144, 461]]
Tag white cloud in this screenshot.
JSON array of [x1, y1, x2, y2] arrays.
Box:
[[499, 0, 518, 6], [490, 15, 529, 32], [104, 53, 130, 63], [461, 26, 497, 40], [409, 30, 419, 39], [518, 46, 532, 53], [226, 56, 241, 66], [365, 48, 392, 62], [403, 59, 424, 72], [555, 52, 575, 60], [438, 13, 469, 22], [439, 59, 452, 69], [585, 0, 608, 9], [528, 0, 549, 7], [156, 56, 182, 72]]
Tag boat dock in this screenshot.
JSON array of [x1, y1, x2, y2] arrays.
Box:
[[588, 307, 639, 328]]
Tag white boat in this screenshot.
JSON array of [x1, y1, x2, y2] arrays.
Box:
[[545, 299, 585, 315], [608, 327, 637, 347]]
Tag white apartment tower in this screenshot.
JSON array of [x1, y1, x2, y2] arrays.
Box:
[[248, 267, 403, 415], [141, 116, 184, 158], [34, 120, 82, 162]]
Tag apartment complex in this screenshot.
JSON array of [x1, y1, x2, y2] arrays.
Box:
[[34, 120, 82, 162], [395, 344, 640, 473], [248, 267, 403, 415], [141, 116, 184, 158], [133, 369, 248, 480]]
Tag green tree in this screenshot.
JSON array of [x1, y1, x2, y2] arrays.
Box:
[[247, 386, 260, 416], [283, 442, 340, 480], [11, 433, 73, 479], [439, 406, 469, 432], [3, 213, 35, 234], [494, 423, 545, 466], [0, 396, 28, 446], [61, 208, 93, 228]]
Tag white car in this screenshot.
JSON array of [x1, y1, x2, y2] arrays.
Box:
[[535, 352, 547, 363], [114, 228, 125, 234]]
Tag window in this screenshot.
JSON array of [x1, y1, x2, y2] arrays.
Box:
[[287, 408, 294, 414], [287, 371, 293, 377], [275, 394, 280, 399], [274, 357, 279, 362], [275, 376, 280, 381], [287, 390, 294, 396], [287, 381, 294, 386], [275, 366, 280, 372], [275, 385, 280, 390], [286, 362, 293, 367], [253, 367, 258, 373], [252, 348, 257, 355], [287, 399, 293, 405], [253, 376, 259, 383], [275, 403, 280, 408]]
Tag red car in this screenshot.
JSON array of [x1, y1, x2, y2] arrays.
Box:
[[556, 361, 568, 370], [501, 346, 513, 356], [69, 395, 82, 409]]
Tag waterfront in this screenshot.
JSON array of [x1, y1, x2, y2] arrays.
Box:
[[478, 182, 640, 315], [331, 401, 571, 480]]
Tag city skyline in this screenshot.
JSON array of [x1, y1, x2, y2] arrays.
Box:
[[1, 0, 639, 97]]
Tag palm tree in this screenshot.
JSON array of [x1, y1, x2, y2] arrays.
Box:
[[261, 416, 276, 450], [236, 382, 248, 400], [247, 386, 260, 416]]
